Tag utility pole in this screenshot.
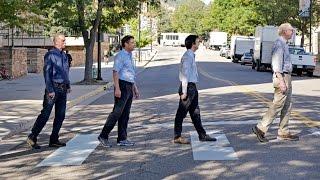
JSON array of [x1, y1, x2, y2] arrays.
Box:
[[138, 1, 141, 62], [309, 0, 312, 52]]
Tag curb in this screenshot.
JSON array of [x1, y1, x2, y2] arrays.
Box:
[[0, 49, 158, 142]]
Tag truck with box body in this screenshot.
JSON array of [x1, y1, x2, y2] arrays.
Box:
[[230, 36, 255, 63]]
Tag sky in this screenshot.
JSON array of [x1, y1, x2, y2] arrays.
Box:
[[201, 0, 213, 5]]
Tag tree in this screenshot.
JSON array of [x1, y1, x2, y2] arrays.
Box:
[[127, 18, 151, 48], [171, 0, 207, 35], [38, 0, 162, 83], [206, 0, 262, 36], [0, 0, 42, 29], [253, 0, 320, 47]]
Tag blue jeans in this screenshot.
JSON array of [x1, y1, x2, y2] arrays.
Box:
[[30, 87, 67, 142]]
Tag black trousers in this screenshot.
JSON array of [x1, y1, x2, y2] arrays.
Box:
[[30, 86, 67, 142], [100, 80, 133, 142], [174, 83, 206, 139]]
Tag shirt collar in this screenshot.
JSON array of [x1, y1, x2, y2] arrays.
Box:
[[52, 47, 63, 53], [122, 49, 132, 56], [187, 49, 195, 57], [279, 36, 287, 43]]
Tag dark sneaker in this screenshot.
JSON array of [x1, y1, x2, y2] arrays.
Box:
[[117, 140, 135, 146], [199, 135, 217, 142], [277, 134, 299, 141], [252, 126, 268, 143], [49, 140, 66, 147], [98, 136, 112, 147], [173, 137, 190, 144], [27, 136, 41, 149]]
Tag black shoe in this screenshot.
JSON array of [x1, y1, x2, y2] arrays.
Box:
[[27, 136, 41, 149], [252, 126, 268, 143], [199, 135, 217, 142], [49, 140, 66, 147], [98, 136, 112, 147]]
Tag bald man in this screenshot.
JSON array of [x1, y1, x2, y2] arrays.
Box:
[[27, 34, 71, 149]]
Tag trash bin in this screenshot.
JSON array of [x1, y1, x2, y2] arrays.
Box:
[[92, 65, 97, 79]]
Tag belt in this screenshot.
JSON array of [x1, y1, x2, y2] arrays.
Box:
[[53, 82, 67, 89], [119, 79, 133, 85], [282, 72, 291, 75]]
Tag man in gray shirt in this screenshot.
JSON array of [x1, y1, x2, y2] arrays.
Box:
[[173, 35, 216, 144], [253, 23, 299, 143]]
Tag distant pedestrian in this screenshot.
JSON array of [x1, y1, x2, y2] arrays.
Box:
[[173, 35, 217, 144], [66, 50, 73, 67], [253, 23, 299, 143], [27, 34, 71, 149], [98, 35, 140, 147]]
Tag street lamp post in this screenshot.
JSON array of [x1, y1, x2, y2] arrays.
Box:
[[138, 1, 141, 62], [97, 21, 103, 80], [309, 0, 312, 52]]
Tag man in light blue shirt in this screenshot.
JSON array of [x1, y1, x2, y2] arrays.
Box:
[[98, 35, 140, 147], [253, 23, 299, 142], [173, 35, 216, 144]]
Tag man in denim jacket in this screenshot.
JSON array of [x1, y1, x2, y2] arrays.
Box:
[[27, 34, 71, 149]]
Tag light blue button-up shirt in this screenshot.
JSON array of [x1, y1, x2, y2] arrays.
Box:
[[113, 49, 136, 83], [179, 49, 199, 94], [271, 36, 292, 73]]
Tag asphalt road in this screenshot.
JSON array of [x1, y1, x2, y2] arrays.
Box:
[[1, 46, 319, 180]]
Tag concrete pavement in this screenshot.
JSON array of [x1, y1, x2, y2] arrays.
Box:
[[0, 48, 157, 151]]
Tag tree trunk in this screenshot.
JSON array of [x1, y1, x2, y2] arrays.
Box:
[[301, 30, 305, 47], [84, 43, 95, 81], [76, 0, 103, 83]]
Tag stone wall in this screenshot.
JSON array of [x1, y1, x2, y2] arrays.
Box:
[[66, 42, 109, 67], [27, 48, 47, 73], [0, 47, 28, 78]]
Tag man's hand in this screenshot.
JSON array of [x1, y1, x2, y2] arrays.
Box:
[[180, 93, 187, 100], [279, 80, 287, 94], [133, 86, 140, 99], [115, 88, 121, 98], [67, 88, 71, 94], [48, 92, 55, 99]]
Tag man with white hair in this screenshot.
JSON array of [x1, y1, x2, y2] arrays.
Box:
[[27, 34, 71, 149], [252, 23, 299, 143]]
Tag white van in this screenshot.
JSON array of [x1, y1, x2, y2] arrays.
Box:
[[230, 36, 255, 63], [160, 33, 191, 47]]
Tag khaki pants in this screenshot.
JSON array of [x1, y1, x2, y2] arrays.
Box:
[[257, 74, 292, 135]]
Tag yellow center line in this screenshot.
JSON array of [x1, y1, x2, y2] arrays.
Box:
[[198, 66, 320, 128]]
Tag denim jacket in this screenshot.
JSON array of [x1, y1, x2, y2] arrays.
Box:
[[43, 48, 70, 93]]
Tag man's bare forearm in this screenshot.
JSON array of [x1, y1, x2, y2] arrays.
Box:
[[113, 71, 120, 90]]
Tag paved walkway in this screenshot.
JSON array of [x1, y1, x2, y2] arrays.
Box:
[[315, 61, 320, 77], [0, 49, 157, 142]]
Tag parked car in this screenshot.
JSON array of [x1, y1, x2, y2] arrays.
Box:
[[225, 49, 231, 59], [240, 52, 253, 65], [219, 45, 230, 57]]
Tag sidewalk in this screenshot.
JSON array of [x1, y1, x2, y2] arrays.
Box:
[[314, 61, 320, 77], [0, 49, 157, 142]]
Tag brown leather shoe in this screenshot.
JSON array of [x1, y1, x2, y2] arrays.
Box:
[[277, 133, 299, 141], [252, 126, 268, 143], [173, 137, 190, 144]]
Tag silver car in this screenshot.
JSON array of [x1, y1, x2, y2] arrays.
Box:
[[240, 52, 253, 65]]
